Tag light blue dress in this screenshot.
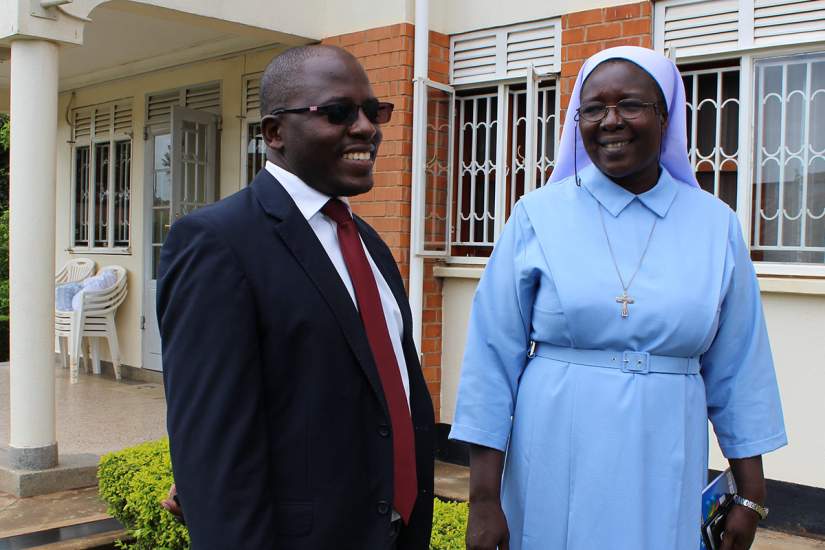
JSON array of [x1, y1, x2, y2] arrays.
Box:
[[449, 164, 787, 550]]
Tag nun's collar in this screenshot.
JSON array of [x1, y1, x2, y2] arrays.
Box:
[[580, 163, 679, 218]]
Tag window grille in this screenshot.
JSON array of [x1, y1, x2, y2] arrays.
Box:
[[71, 101, 133, 251], [244, 73, 265, 185], [752, 52, 825, 264], [453, 82, 557, 251], [682, 65, 741, 209]]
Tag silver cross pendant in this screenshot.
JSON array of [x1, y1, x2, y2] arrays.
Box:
[[616, 291, 634, 319]]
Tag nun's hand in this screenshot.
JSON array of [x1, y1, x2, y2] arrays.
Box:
[[719, 505, 759, 550]]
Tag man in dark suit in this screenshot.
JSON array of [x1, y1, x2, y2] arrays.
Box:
[[157, 45, 435, 549]]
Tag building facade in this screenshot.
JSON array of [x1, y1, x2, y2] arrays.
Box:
[[1, 0, 823, 509]]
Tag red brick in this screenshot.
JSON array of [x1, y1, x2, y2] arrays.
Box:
[[640, 35, 652, 48], [375, 157, 408, 172], [586, 22, 622, 41], [640, 1, 652, 16], [352, 202, 387, 217], [429, 31, 449, 48], [362, 52, 393, 70], [622, 18, 651, 36], [562, 60, 584, 77], [339, 31, 366, 46], [365, 26, 395, 41], [421, 338, 440, 353], [562, 27, 585, 44], [351, 41, 379, 58], [321, 36, 341, 46], [604, 37, 642, 49], [423, 323, 442, 338], [378, 37, 405, 53], [399, 23, 415, 37], [605, 3, 641, 21], [566, 8, 603, 28], [565, 42, 603, 61]]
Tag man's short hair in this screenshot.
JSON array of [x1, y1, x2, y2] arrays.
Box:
[[259, 45, 359, 117]]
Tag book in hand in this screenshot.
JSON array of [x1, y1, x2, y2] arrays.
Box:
[[701, 469, 737, 550]]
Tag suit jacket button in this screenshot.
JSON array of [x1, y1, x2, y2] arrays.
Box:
[[377, 501, 390, 515], [378, 424, 390, 437]]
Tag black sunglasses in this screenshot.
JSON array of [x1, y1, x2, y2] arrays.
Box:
[[268, 99, 394, 126]]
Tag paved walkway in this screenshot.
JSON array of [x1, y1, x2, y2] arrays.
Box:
[[0, 363, 167, 456]]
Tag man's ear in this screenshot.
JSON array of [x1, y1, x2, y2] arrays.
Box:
[[261, 116, 284, 152]]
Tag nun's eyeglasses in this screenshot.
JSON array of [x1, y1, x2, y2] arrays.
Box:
[[266, 99, 394, 126], [576, 99, 659, 123]]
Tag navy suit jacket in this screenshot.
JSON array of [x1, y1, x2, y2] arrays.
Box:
[[157, 169, 435, 549]]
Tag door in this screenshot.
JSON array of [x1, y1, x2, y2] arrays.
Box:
[[142, 106, 218, 371]]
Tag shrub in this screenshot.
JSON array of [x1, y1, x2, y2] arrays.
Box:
[[98, 438, 189, 549], [98, 438, 470, 549], [430, 498, 468, 549]]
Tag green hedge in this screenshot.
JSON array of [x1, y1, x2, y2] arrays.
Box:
[[98, 438, 468, 550]]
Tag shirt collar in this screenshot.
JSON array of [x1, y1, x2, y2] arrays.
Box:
[[265, 161, 350, 221], [580, 163, 679, 218]]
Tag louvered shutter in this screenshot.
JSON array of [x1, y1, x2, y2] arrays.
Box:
[[146, 82, 221, 130], [73, 109, 92, 143], [753, 0, 825, 47], [113, 102, 133, 136], [655, 0, 825, 57], [245, 73, 262, 117], [451, 18, 561, 85], [655, 0, 740, 58]]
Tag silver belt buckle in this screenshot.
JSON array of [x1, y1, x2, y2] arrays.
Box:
[[527, 340, 537, 358]]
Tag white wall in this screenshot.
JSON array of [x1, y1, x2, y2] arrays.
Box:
[[429, 0, 641, 35], [438, 269, 825, 489], [54, 46, 286, 369]]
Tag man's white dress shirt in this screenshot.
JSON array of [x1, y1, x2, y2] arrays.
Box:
[[265, 161, 411, 405]]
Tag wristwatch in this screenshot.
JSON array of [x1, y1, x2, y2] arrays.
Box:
[[732, 494, 769, 520]]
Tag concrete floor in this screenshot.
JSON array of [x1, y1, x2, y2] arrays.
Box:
[[0, 362, 167, 457]]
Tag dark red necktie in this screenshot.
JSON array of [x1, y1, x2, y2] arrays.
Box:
[[321, 198, 418, 524]]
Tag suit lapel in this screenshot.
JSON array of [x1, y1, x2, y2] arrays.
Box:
[[250, 170, 389, 415]]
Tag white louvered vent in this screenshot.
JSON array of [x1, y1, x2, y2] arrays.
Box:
[[655, 0, 825, 58], [506, 20, 559, 77], [245, 73, 262, 116], [113, 103, 132, 134], [93, 107, 111, 138], [452, 31, 498, 84], [185, 83, 221, 114], [658, 0, 740, 58], [451, 18, 561, 85], [73, 109, 92, 141], [753, 0, 825, 47], [147, 90, 180, 128]]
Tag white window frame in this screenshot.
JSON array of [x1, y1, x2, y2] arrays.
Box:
[[241, 72, 265, 187], [672, 44, 825, 277], [70, 101, 133, 254], [446, 66, 559, 261]]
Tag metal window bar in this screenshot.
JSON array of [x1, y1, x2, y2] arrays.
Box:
[[247, 122, 266, 185], [682, 67, 740, 208], [74, 146, 90, 246], [753, 54, 825, 261], [93, 142, 110, 247], [114, 141, 131, 246]]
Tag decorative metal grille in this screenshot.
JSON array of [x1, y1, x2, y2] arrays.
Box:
[[682, 66, 740, 210], [753, 53, 825, 263], [73, 146, 90, 247], [455, 92, 498, 246], [246, 122, 266, 185], [423, 85, 453, 253], [114, 141, 131, 247], [71, 101, 132, 249], [454, 82, 557, 249], [93, 142, 110, 247]]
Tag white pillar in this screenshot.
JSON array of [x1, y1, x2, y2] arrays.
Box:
[[8, 39, 59, 470]]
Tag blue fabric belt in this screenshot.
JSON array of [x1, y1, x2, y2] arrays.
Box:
[[529, 342, 700, 375]]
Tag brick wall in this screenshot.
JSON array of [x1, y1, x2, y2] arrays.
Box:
[[560, 1, 653, 120], [323, 25, 450, 419]]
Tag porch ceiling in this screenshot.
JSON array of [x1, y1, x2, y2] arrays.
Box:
[[0, 1, 313, 96]]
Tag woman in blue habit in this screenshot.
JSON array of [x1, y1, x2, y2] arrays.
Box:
[[449, 46, 787, 550]]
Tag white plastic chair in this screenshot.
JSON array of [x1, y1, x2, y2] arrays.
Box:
[[55, 258, 96, 285], [65, 266, 128, 382], [55, 258, 96, 370]]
